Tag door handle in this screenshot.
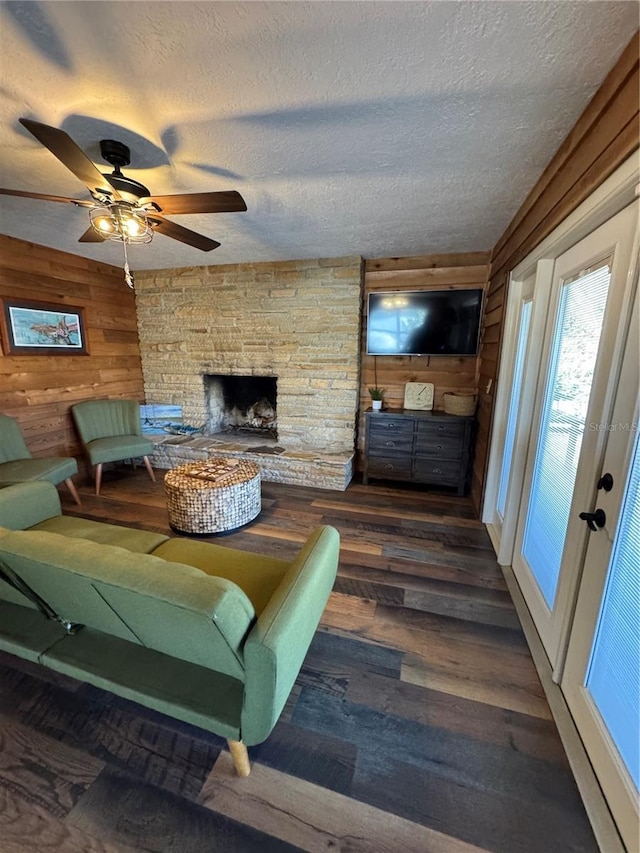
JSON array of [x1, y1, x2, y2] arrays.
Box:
[[579, 508, 606, 531], [597, 472, 614, 492]]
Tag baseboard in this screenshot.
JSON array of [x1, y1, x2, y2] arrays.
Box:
[[500, 562, 625, 853], [485, 522, 500, 556]]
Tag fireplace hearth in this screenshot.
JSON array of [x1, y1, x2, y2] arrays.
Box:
[[204, 374, 277, 439]]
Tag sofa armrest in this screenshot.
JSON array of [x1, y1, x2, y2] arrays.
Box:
[[0, 481, 62, 529], [241, 525, 339, 745]]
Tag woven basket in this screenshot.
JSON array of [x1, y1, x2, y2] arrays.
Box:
[[443, 393, 477, 416]]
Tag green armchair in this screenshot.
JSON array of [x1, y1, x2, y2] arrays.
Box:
[[72, 400, 156, 496], [0, 414, 81, 505]]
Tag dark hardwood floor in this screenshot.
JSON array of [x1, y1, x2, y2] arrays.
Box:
[[0, 468, 598, 852]]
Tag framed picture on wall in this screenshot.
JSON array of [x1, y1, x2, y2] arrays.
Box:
[[0, 298, 88, 355]]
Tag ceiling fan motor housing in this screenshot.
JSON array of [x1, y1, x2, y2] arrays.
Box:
[[98, 139, 151, 202], [100, 139, 131, 169]]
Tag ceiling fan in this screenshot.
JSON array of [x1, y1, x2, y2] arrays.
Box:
[[0, 118, 247, 285]]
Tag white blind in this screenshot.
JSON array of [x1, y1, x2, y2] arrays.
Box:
[[523, 262, 611, 607], [497, 299, 532, 519], [587, 429, 640, 790]]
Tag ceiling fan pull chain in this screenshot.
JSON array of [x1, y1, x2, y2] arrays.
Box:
[[122, 239, 135, 289]]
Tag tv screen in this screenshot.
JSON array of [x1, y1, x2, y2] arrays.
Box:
[[366, 288, 483, 356]]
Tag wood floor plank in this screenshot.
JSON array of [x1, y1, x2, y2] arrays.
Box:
[[199, 751, 490, 853], [385, 542, 500, 571], [366, 602, 531, 658], [351, 751, 597, 853], [306, 629, 404, 679], [0, 719, 104, 819], [248, 520, 383, 554], [248, 721, 357, 794], [319, 510, 493, 550], [345, 669, 568, 763], [0, 787, 139, 853], [401, 652, 551, 720], [338, 559, 511, 600], [320, 591, 377, 631], [333, 574, 405, 606], [311, 498, 484, 528], [386, 558, 508, 590], [13, 678, 220, 801], [67, 767, 304, 853], [403, 587, 521, 629]]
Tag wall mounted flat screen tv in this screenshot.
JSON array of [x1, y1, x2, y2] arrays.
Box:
[[366, 288, 484, 356]]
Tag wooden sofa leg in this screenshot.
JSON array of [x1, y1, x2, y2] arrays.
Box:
[[95, 463, 103, 497], [227, 740, 250, 777], [64, 478, 81, 506], [143, 456, 156, 483]]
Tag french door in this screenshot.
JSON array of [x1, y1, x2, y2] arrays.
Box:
[[511, 203, 638, 665], [561, 283, 639, 852]]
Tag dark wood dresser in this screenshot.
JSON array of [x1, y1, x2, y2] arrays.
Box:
[[363, 408, 474, 496]]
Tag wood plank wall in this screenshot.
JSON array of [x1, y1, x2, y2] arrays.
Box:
[[471, 31, 640, 515], [358, 253, 491, 460], [0, 235, 145, 477]]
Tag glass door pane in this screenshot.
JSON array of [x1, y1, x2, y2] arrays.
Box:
[[522, 261, 611, 607], [586, 429, 640, 789]]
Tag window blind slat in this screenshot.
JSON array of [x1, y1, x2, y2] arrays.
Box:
[[587, 430, 640, 790], [523, 264, 611, 607]]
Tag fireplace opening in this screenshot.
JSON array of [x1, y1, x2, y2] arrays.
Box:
[[204, 374, 277, 439]]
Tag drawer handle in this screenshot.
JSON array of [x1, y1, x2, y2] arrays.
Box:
[[433, 468, 442, 474], [384, 463, 394, 470], [386, 440, 396, 447], [435, 444, 443, 451], [387, 422, 396, 428], [437, 426, 445, 432]]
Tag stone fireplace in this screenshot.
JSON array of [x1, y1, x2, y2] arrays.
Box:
[[204, 374, 277, 438], [134, 255, 363, 489]]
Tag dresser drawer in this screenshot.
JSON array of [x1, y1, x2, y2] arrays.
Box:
[[417, 420, 466, 441], [368, 433, 414, 455], [366, 456, 412, 479], [370, 418, 414, 437], [414, 458, 461, 484], [415, 435, 464, 459]]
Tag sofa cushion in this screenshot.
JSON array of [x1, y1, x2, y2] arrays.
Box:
[[0, 481, 62, 530], [0, 457, 78, 484], [32, 516, 169, 554], [0, 601, 67, 662], [151, 538, 289, 615], [0, 529, 256, 680], [84, 436, 153, 465]]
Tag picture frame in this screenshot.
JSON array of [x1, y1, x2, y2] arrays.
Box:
[[0, 298, 88, 356]]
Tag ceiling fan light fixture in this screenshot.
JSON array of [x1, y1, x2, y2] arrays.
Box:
[[89, 203, 153, 244]]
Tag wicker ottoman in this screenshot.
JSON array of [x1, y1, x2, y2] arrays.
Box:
[[164, 458, 261, 534]]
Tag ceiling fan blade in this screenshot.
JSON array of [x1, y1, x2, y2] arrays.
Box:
[[78, 226, 106, 243], [0, 187, 95, 207], [19, 118, 119, 199], [140, 190, 247, 215], [150, 216, 221, 251]]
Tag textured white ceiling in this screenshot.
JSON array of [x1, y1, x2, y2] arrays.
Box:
[[0, 1, 637, 270]]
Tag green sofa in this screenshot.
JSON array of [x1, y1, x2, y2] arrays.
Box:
[[0, 481, 339, 775]]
